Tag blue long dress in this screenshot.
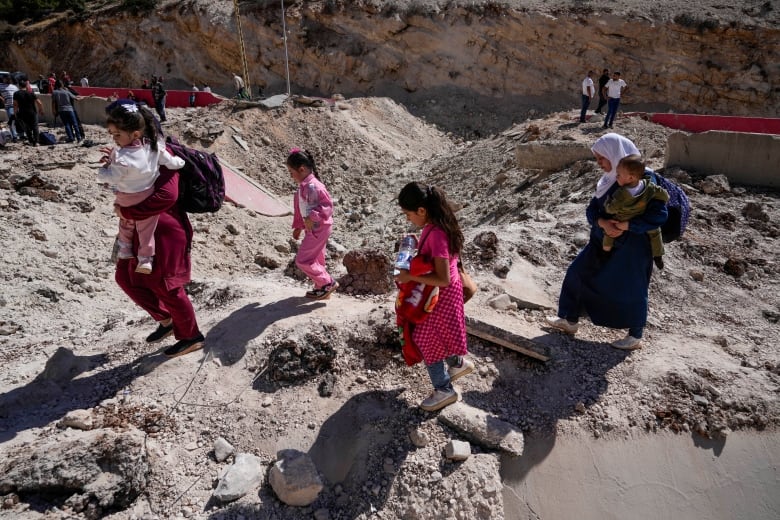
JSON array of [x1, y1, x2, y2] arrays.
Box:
[[557, 170, 668, 331]]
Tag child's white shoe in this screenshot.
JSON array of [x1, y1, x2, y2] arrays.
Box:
[[135, 257, 153, 274]]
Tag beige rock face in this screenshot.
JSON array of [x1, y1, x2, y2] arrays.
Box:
[[2, 1, 778, 133]]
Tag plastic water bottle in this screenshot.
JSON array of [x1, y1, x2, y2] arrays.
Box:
[[394, 235, 418, 273]]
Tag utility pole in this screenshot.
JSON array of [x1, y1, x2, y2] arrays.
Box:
[[281, 0, 291, 97], [233, 0, 251, 99]]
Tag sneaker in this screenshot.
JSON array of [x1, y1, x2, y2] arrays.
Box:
[[146, 321, 174, 343], [419, 388, 458, 412], [545, 316, 580, 334], [611, 335, 642, 350], [305, 281, 339, 300], [164, 334, 205, 358], [117, 241, 134, 260], [448, 359, 475, 382], [135, 258, 153, 274]]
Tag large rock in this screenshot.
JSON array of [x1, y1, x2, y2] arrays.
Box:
[[213, 452, 265, 503], [0, 427, 148, 510], [515, 141, 593, 172], [340, 249, 393, 295], [438, 402, 524, 456], [268, 449, 323, 507]]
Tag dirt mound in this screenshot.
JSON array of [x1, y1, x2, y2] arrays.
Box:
[[0, 96, 778, 519]]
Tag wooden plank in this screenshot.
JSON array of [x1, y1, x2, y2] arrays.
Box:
[[466, 320, 550, 362]]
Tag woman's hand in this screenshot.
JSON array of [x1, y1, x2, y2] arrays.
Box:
[[292, 228, 302, 240], [612, 220, 630, 231], [113, 204, 123, 218], [303, 217, 314, 231], [599, 218, 624, 238]]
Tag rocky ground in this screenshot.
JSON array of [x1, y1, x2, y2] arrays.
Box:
[[0, 94, 778, 520]]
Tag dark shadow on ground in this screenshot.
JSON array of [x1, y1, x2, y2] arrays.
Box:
[[692, 431, 727, 456], [458, 330, 629, 490], [206, 389, 420, 520], [205, 297, 326, 366], [0, 346, 166, 443]]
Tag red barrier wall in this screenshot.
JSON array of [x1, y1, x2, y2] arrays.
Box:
[[644, 113, 780, 135], [71, 87, 223, 108]]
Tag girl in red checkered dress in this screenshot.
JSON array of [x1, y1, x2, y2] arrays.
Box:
[[395, 182, 475, 412]]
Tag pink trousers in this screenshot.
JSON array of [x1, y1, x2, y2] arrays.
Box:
[[115, 188, 157, 258], [295, 223, 333, 288]]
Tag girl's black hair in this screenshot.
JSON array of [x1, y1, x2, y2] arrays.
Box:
[[398, 181, 464, 256], [105, 104, 159, 151], [286, 148, 320, 179]]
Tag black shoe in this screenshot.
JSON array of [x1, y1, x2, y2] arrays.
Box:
[[146, 322, 174, 343], [164, 334, 205, 358], [654, 256, 665, 270]]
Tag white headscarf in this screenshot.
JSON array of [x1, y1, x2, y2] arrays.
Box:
[[591, 133, 641, 198]]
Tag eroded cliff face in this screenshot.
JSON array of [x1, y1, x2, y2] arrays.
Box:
[[3, 0, 778, 134]]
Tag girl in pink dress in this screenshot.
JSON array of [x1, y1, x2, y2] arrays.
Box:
[[287, 148, 338, 300], [395, 182, 474, 411]]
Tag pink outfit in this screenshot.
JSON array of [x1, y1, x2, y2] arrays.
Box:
[[115, 188, 156, 258], [411, 225, 468, 364], [99, 139, 186, 261], [292, 173, 334, 288]]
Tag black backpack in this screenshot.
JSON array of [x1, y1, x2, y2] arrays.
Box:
[[165, 136, 225, 213]]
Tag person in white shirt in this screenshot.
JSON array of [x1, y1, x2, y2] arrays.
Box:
[[233, 73, 247, 99], [0, 76, 22, 140], [580, 71, 595, 123], [189, 84, 199, 107], [80, 76, 89, 87], [98, 103, 185, 274], [602, 71, 627, 129]]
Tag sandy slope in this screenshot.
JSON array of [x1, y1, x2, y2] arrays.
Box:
[[0, 97, 778, 519]]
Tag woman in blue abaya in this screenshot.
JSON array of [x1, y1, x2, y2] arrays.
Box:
[[546, 133, 668, 350]]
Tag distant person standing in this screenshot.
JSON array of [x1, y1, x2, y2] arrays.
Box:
[[602, 71, 627, 129], [233, 73, 247, 99], [580, 70, 595, 123], [13, 79, 44, 146], [151, 77, 167, 122], [80, 76, 89, 87], [595, 68, 610, 114], [51, 80, 84, 142], [202, 84, 212, 93], [0, 75, 21, 141], [189, 84, 199, 107]]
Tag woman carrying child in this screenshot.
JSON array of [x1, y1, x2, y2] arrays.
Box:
[[99, 103, 185, 274], [395, 182, 474, 412], [107, 103, 205, 358], [546, 133, 668, 351], [286, 148, 339, 300]]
